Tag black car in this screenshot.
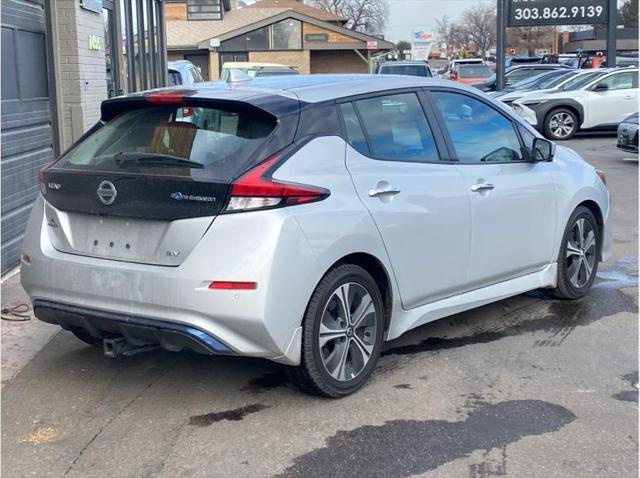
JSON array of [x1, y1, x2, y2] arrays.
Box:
[[471, 64, 572, 92], [617, 112, 639, 153], [375, 61, 432, 77]]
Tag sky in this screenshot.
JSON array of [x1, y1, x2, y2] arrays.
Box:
[[385, 0, 480, 43]]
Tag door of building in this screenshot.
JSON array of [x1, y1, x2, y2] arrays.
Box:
[[1, 1, 55, 273]]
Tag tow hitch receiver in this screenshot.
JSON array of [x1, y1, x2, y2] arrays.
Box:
[[103, 337, 159, 358]]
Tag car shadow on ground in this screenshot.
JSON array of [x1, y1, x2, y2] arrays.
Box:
[[36, 256, 637, 399]]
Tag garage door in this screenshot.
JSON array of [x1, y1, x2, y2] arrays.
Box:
[[1, 0, 54, 273]]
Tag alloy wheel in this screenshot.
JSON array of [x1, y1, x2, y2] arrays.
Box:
[[318, 282, 378, 382], [550, 112, 575, 138], [566, 217, 597, 289]]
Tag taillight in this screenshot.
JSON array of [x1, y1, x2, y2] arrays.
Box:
[[224, 152, 330, 213], [596, 169, 607, 186]]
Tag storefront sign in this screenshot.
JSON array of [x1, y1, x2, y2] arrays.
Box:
[[304, 33, 329, 42], [88, 34, 102, 50], [508, 0, 608, 26], [366, 41, 378, 50], [412, 29, 434, 61], [80, 0, 103, 14]]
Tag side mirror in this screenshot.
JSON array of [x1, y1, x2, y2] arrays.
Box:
[[532, 137, 555, 161], [592, 82, 609, 92]]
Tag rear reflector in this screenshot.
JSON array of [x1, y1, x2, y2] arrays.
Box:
[[224, 153, 329, 213], [209, 281, 257, 290]]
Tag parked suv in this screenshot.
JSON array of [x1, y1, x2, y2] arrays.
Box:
[[512, 68, 639, 139], [23, 75, 611, 397], [168, 60, 204, 86], [471, 64, 572, 92]]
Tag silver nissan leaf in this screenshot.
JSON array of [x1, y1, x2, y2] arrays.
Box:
[[21, 75, 611, 397]]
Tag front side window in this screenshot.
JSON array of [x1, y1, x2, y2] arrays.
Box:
[[354, 93, 439, 162], [433, 91, 524, 163], [56, 105, 277, 182], [597, 72, 635, 90]]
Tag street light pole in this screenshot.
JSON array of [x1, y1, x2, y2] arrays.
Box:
[[496, 0, 506, 91]]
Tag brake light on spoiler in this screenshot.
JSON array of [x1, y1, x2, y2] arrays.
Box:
[[224, 153, 330, 213]]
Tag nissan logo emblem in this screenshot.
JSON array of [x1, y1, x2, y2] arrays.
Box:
[[97, 180, 117, 205]]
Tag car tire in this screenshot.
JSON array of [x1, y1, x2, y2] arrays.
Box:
[[289, 264, 385, 398], [72, 329, 103, 348], [544, 108, 578, 140], [553, 206, 600, 299]]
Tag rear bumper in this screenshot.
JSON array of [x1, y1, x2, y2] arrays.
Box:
[[21, 196, 319, 365], [33, 300, 233, 355]]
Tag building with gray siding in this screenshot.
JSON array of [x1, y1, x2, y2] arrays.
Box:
[[1, 0, 168, 273]]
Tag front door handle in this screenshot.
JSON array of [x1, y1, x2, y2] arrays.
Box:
[[368, 186, 401, 197], [471, 183, 495, 192]]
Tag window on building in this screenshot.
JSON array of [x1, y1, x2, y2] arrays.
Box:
[[246, 26, 269, 50], [272, 19, 301, 50], [187, 0, 222, 20]]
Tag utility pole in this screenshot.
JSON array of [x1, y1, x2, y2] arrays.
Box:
[[496, 0, 506, 91], [606, 0, 617, 67]]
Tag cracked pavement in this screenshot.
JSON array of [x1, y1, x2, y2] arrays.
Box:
[[1, 135, 637, 477]]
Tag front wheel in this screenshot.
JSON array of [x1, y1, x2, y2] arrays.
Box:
[[544, 108, 578, 140], [289, 264, 384, 398], [553, 206, 599, 299]]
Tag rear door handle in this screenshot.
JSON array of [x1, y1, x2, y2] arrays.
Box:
[[471, 183, 495, 192], [368, 186, 401, 197]]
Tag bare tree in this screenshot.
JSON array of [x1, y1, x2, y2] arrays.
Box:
[[436, 15, 466, 56], [460, 4, 496, 57], [312, 0, 389, 34]]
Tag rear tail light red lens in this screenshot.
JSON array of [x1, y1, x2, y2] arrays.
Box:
[[224, 152, 330, 213], [596, 169, 607, 186], [145, 91, 185, 104], [209, 281, 257, 290]]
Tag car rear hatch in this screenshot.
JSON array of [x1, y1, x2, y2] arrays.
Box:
[[40, 89, 299, 266]]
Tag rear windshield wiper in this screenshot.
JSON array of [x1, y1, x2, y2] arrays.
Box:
[[113, 152, 204, 169]]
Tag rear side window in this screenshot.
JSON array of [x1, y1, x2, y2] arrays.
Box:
[[339, 103, 369, 155], [353, 93, 439, 162], [168, 70, 181, 86], [56, 104, 277, 182], [433, 91, 524, 163]]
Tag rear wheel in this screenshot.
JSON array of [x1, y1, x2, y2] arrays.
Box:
[[544, 108, 578, 140], [553, 206, 599, 299], [72, 329, 103, 348], [289, 264, 384, 398]]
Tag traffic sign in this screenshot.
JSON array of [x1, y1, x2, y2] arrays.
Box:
[[508, 0, 608, 27]]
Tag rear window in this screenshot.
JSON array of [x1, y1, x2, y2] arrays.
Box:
[[458, 65, 492, 78], [55, 104, 277, 182], [379, 64, 431, 77]]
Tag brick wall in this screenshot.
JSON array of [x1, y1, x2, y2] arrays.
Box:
[[310, 50, 368, 74], [248, 50, 311, 74], [209, 51, 220, 80], [53, 0, 107, 149]]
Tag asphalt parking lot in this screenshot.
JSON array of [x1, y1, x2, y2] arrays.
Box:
[[1, 135, 637, 478]]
